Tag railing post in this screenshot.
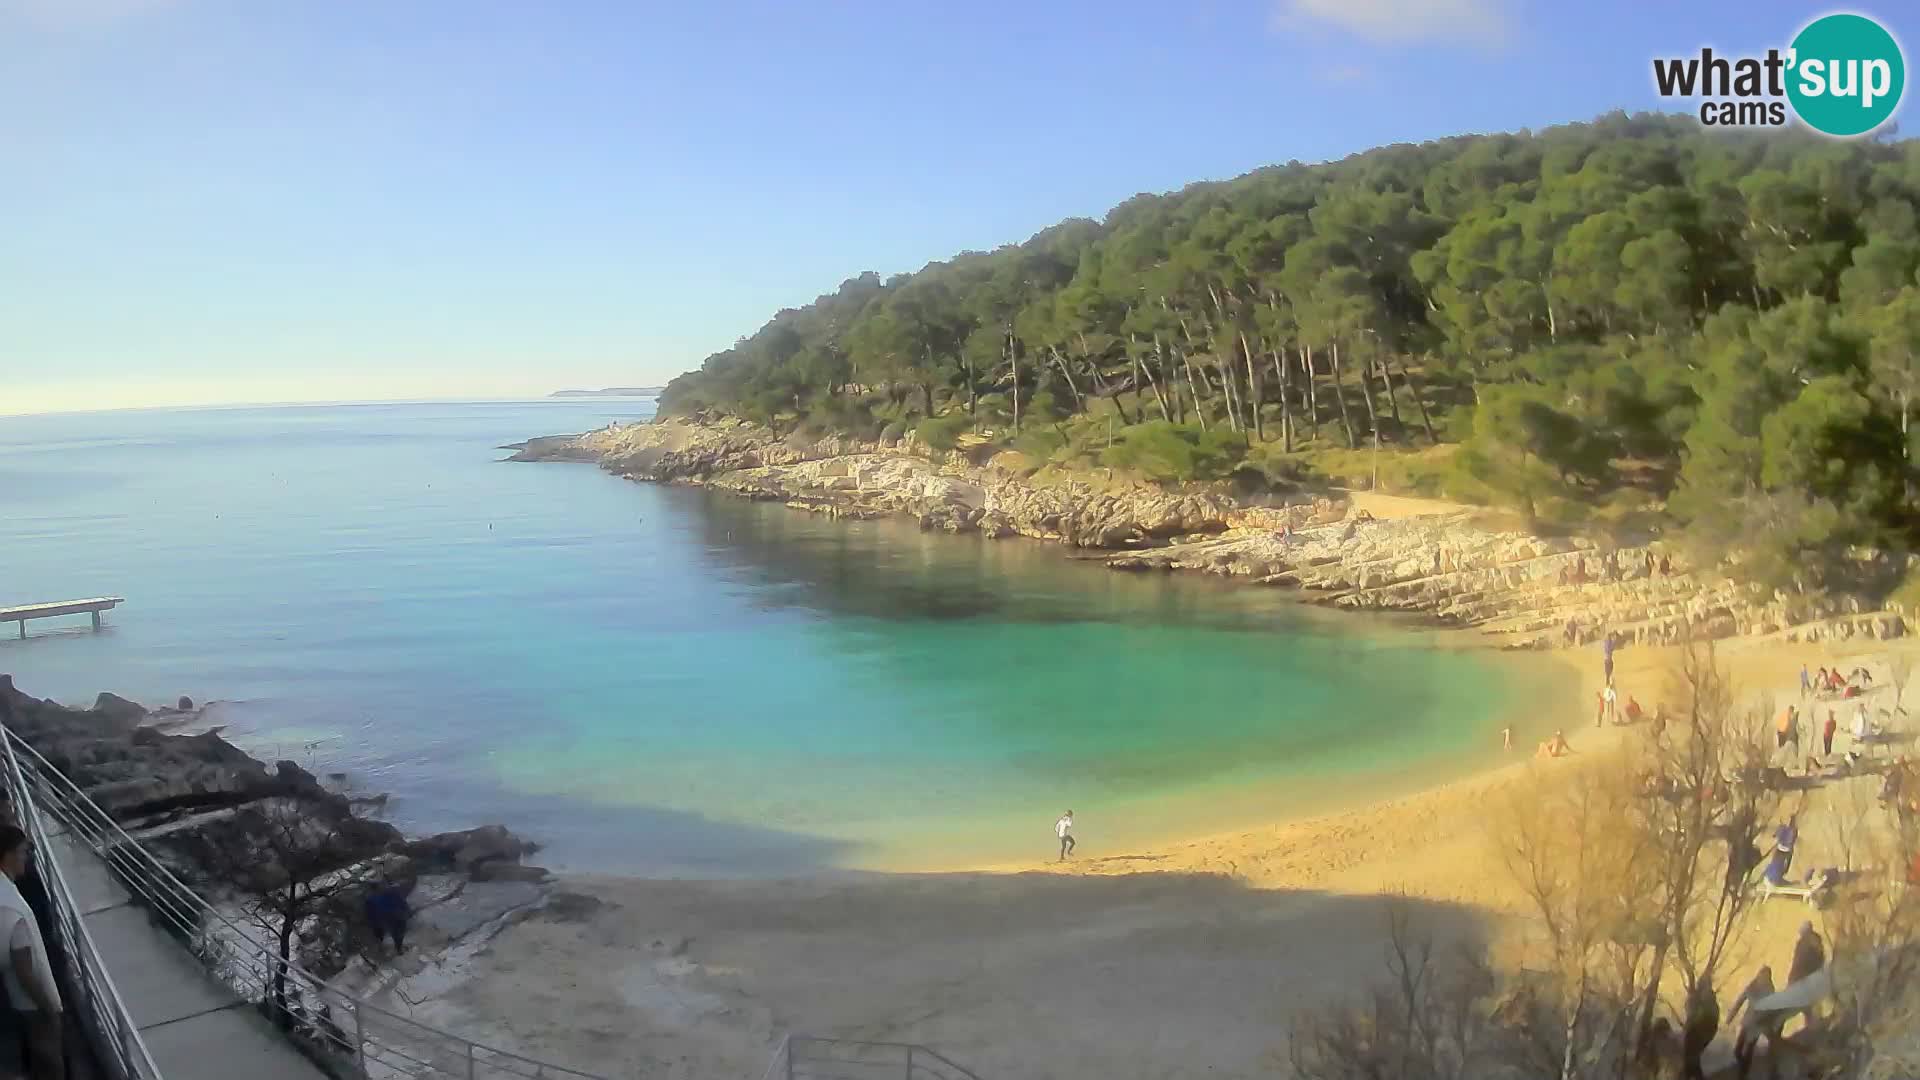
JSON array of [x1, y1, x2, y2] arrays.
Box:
[[906, 1044, 915, 1079], [468, 1039, 477, 1080], [785, 1037, 795, 1080], [354, 1001, 367, 1077]]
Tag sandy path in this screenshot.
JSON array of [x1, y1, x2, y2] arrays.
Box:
[[416, 634, 1914, 1080]]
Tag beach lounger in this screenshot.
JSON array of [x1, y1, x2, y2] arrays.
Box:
[[1755, 869, 1833, 907]]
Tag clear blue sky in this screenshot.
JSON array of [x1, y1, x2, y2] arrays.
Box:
[[1, 0, 1910, 413]]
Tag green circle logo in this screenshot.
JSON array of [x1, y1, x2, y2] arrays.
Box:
[[1787, 13, 1905, 137]]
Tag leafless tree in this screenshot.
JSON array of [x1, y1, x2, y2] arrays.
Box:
[[1291, 638, 1788, 1080], [195, 795, 394, 1026], [1817, 807, 1920, 1079], [1289, 900, 1508, 1080]]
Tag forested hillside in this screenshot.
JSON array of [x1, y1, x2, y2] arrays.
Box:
[[658, 113, 1920, 592]]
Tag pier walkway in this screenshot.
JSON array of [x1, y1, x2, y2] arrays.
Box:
[[2, 597, 124, 638], [45, 829, 324, 1080]]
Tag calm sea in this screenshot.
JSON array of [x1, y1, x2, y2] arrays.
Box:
[[0, 400, 1557, 876]]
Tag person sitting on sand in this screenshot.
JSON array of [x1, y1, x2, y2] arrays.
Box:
[[1055, 810, 1075, 861], [1881, 757, 1912, 805], [1538, 730, 1571, 759], [1623, 696, 1643, 724]]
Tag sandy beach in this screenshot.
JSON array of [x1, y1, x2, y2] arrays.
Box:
[[353, 622, 1914, 1080]]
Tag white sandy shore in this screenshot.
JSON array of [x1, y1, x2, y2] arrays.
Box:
[[371, 613, 1916, 1078]]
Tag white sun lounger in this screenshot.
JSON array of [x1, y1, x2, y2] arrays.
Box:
[[1754, 869, 1834, 906]]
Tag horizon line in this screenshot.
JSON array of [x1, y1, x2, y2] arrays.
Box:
[[0, 392, 661, 421]]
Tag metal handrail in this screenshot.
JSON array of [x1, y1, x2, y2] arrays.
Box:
[[0, 727, 164, 1080], [1, 726, 609, 1080], [765, 1035, 982, 1080]]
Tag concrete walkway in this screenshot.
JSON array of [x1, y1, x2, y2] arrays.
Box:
[[47, 830, 328, 1080]]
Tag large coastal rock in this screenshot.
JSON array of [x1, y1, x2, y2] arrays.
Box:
[[514, 417, 1910, 650], [0, 677, 551, 981]]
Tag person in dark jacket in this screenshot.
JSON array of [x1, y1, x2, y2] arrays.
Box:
[[364, 883, 412, 957]]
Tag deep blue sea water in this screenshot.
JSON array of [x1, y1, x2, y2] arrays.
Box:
[[0, 400, 1557, 876]]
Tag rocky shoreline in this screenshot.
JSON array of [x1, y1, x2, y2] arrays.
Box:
[[511, 415, 1910, 649], [0, 675, 569, 998]]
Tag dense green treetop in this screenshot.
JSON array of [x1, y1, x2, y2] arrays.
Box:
[[659, 113, 1920, 591]]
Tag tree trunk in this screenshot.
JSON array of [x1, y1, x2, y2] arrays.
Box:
[[1273, 350, 1292, 453], [1375, 353, 1404, 435], [1137, 337, 1172, 422], [274, 907, 296, 1026], [1049, 345, 1084, 411], [1328, 342, 1358, 449], [1240, 332, 1264, 440], [1903, 385, 1912, 500], [921, 382, 935, 419], [1216, 354, 1241, 433], [1301, 345, 1321, 440], [1399, 354, 1438, 444], [964, 352, 976, 415], [1159, 339, 1183, 423], [1180, 350, 1209, 432], [1089, 359, 1137, 426], [1354, 344, 1383, 449], [1007, 328, 1019, 435]]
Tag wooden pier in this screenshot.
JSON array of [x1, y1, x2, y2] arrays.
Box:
[[2, 597, 124, 639]]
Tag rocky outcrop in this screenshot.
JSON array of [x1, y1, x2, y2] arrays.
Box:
[[0, 676, 551, 981], [515, 416, 1909, 650]]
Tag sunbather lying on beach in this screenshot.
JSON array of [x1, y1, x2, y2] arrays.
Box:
[[1537, 730, 1570, 759]]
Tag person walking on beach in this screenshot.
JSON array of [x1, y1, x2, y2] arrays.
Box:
[[1602, 633, 1615, 686], [1823, 709, 1838, 756], [1729, 965, 1780, 1080], [1800, 664, 1811, 699], [1055, 811, 1075, 862], [0, 828, 61, 1080]]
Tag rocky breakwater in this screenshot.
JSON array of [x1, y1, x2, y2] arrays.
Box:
[[513, 416, 1909, 649], [0, 676, 560, 1001]]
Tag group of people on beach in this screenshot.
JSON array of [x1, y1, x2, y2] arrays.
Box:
[[1688, 920, 1828, 1079]]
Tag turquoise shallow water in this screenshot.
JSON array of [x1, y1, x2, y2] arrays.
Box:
[[0, 401, 1557, 875]]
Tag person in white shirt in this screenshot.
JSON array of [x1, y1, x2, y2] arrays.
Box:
[[1055, 811, 1075, 862], [0, 826, 61, 1080]]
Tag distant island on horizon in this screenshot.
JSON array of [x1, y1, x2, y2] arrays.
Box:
[[548, 387, 662, 398]]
